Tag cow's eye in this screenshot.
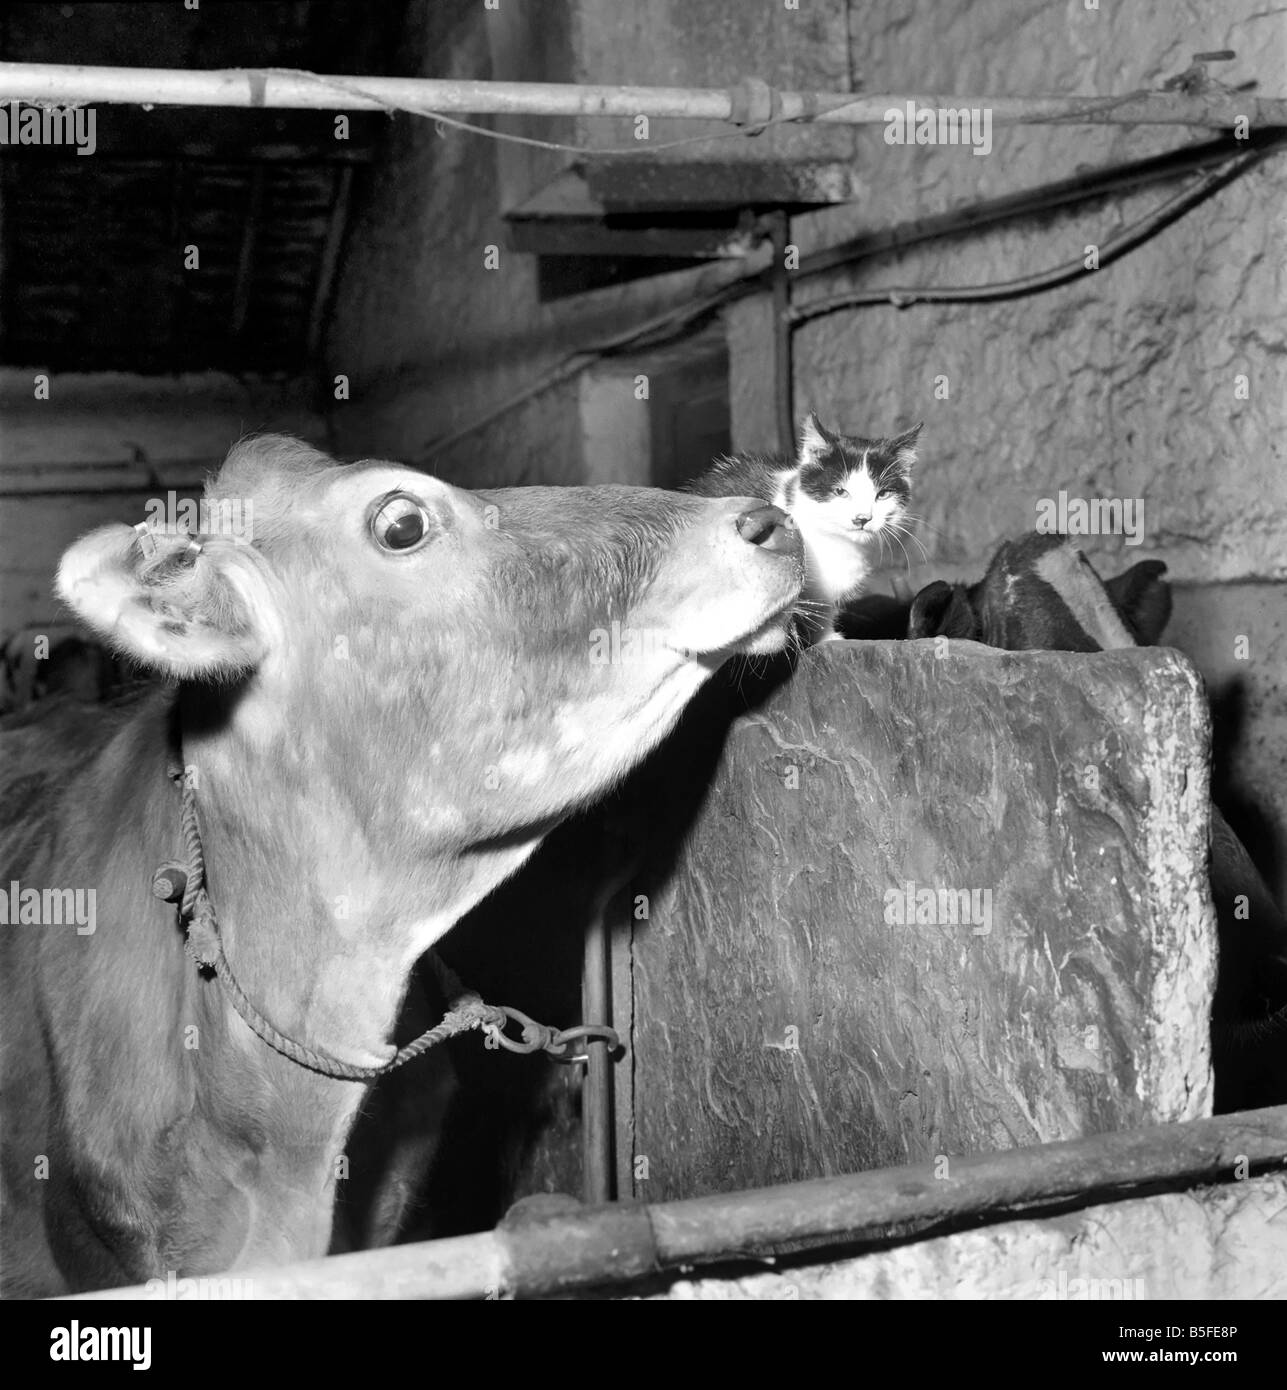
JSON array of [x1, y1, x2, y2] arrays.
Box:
[[371, 495, 432, 553]]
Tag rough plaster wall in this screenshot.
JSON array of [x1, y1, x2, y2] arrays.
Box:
[[783, 0, 1286, 585], [0, 370, 324, 632], [568, 0, 857, 174], [776, 0, 1287, 910], [1168, 582, 1287, 907], [324, 2, 578, 483], [650, 1172, 1287, 1299], [323, 3, 757, 485], [629, 643, 1215, 1201], [323, 0, 860, 483]]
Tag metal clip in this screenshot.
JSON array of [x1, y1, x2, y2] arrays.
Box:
[[482, 1006, 622, 1064], [727, 76, 780, 134], [133, 521, 158, 559]]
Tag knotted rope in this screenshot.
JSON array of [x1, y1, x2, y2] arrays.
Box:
[[153, 751, 619, 1080]]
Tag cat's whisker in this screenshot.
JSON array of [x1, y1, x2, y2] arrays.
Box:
[[900, 512, 948, 543], [889, 522, 930, 564], [892, 531, 920, 576]]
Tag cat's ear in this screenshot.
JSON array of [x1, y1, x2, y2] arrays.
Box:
[[798, 413, 833, 467], [891, 422, 924, 469]]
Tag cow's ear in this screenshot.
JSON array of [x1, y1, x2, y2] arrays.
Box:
[[57, 524, 273, 678], [908, 580, 977, 640]]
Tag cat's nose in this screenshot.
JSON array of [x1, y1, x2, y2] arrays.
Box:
[[853, 514, 872, 528]]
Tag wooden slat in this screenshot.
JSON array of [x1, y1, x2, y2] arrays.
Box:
[[306, 164, 353, 355]]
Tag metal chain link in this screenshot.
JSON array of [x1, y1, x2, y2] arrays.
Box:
[[482, 1007, 621, 1064]]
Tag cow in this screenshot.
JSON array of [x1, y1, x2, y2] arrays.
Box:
[[0, 434, 804, 1297], [907, 531, 1287, 1112]]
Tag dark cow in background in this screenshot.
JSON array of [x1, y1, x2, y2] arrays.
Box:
[[0, 435, 803, 1296], [1, 628, 139, 716], [907, 533, 1172, 652], [907, 532, 1287, 1112]]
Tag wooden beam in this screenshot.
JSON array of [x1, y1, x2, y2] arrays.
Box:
[[229, 165, 266, 341], [507, 218, 756, 259]]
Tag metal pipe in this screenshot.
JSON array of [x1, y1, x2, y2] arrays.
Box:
[[769, 211, 794, 455], [1, 63, 1281, 128], [72, 1104, 1287, 1301], [581, 899, 614, 1206]]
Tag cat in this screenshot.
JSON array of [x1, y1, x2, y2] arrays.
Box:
[[688, 413, 922, 642]]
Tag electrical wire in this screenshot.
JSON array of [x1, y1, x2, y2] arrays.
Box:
[[259, 68, 805, 156], [416, 140, 1278, 462], [790, 147, 1266, 324]]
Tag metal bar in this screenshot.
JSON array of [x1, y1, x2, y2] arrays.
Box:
[[72, 1104, 1287, 1301], [1, 63, 1282, 128], [64, 1232, 509, 1302], [581, 831, 638, 1207], [769, 211, 793, 454], [581, 902, 613, 1206]]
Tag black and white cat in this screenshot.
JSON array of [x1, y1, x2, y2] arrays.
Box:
[[689, 414, 922, 642]]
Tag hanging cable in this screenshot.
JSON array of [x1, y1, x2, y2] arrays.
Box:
[[417, 136, 1281, 463]]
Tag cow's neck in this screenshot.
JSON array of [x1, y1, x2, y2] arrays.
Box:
[[66, 687, 540, 1282], [179, 687, 539, 1073]]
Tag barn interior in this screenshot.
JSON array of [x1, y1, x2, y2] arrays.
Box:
[[1, 0, 1285, 1300]]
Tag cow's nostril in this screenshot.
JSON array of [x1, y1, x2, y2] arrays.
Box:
[[736, 504, 798, 554]]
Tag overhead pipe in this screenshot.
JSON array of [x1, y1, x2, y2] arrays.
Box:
[[0, 62, 1282, 128]]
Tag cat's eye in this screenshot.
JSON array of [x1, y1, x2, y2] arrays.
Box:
[[370, 494, 434, 553], [832, 486, 849, 499]]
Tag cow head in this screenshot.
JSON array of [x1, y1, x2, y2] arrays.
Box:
[[56, 437, 803, 942]]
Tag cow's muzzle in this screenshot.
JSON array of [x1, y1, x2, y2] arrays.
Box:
[[735, 504, 800, 556]]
